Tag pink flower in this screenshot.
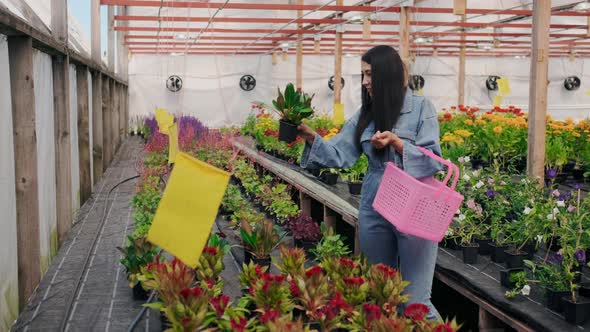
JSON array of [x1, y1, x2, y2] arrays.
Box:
[[487, 178, 494, 185], [475, 205, 483, 216], [552, 189, 561, 197], [466, 199, 476, 210], [404, 303, 429, 322], [568, 205, 577, 213]]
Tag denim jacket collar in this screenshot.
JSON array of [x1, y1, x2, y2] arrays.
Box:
[[400, 87, 413, 114]]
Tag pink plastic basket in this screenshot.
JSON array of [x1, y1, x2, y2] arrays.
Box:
[[372, 147, 464, 242]]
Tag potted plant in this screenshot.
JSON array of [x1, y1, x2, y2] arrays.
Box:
[[270, 83, 315, 143], [117, 236, 160, 300], [287, 213, 322, 257], [342, 155, 368, 195], [311, 223, 351, 260], [319, 168, 339, 185], [503, 217, 532, 269], [240, 219, 284, 269], [528, 261, 570, 312], [455, 210, 486, 264]]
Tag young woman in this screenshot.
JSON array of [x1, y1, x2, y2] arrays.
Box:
[[297, 45, 442, 320]]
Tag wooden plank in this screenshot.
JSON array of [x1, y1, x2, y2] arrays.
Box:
[[323, 205, 337, 231], [50, 0, 68, 45], [296, 0, 303, 91], [108, 5, 115, 71], [453, 0, 466, 15], [91, 0, 101, 63], [117, 6, 127, 77], [52, 53, 73, 244], [527, 0, 550, 183], [8, 36, 41, 307], [299, 191, 312, 216], [333, 0, 344, 104], [76, 65, 92, 205], [458, 15, 466, 105], [102, 76, 111, 170], [479, 308, 508, 331], [92, 71, 104, 182], [400, 6, 411, 65]]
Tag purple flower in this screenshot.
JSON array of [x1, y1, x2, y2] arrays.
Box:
[[575, 249, 586, 263], [552, 252, 563, 264], [552, 189, 561, 197], [567, 205, 577, 213], [558, 194, 567, 201], [573, 183, 581, 190], [485, 190, 496, 198], [546, 168, 557, 179]]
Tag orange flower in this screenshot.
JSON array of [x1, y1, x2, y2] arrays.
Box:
[[493, 126, 503, 135]]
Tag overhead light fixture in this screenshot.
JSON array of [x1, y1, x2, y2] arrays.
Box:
[[174, 33, 188, 40], [477, 42, 494, 50], [280, 42, 291, 48], [514, 55, 526, 59], [350, 15, 363, 23], [344, 53, 355, 57], [573, 1, 590, 12], [414, 37, 433, 44], [170, 52, 184, 56]]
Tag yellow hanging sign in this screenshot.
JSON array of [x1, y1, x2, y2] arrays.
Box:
[[497, 78, 511, 96], [493, 95, 502, 107], [155, 108, 174, 135], [333, 103, 345, 127], [417, 88, 424, 96], [167, 123, 179, 164], [147, 152, 230, 268]]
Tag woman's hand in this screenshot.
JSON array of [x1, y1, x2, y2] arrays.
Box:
[[297, 123, 316, 145], [371, 130, 404, 153]]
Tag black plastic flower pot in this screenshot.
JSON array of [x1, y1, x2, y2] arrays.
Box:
[[279, 120, 299, 143], [504, 249, 527, 269], [320, 173, 339, 185], [461, 243, 479, 264], [579, 283, 590, 299], [490, 243, 509, 263], [572, 168, 585, 180], [475, 238, 492, 255], [544, 288, 570, 312], [308, 169, 321, 177], [442, 238, 459, 250], [132, 283, 149, 301], [161, 312, 171, 330], [500, 268, 524, 288], [564, 161, 576, 173], [252, 256, 272, 270], [244, 248, 253, 265], [522, 242, 536, 260], [348, 181, 362, 195], [562, 296, 590, 325]]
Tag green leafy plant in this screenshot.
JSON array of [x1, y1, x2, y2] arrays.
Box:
[[240, 219, 284, 259], [312, 224, 351, 260], [271, 83, 315, 124], [117, 236, 160, 288], [342, 155, 368, 183]]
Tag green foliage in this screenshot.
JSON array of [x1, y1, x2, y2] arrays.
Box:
[[312, 223, 351, 260], [271, 83, 315, 124], [117, 236, 160, 287]]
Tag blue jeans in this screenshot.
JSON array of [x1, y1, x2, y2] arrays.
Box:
[[359, 206, 440, 321]]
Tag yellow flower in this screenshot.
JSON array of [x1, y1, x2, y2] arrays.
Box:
[[475, 119, 486, 125], [572, 132, 581, 138], [493, 126, 503, 135], [546, 114, 553, 122], [454, 129, 473, 138], [324, 133, 336, 140], [566, 118, 574, 124], [553, 130, 562, 135], [464, 119, 474, 126], [441, 133, 464, 145]]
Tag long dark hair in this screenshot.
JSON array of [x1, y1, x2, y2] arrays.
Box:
[[355, 45, 407, 145]]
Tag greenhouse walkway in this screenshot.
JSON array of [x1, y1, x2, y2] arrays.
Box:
[[11, 138, 242, 332]]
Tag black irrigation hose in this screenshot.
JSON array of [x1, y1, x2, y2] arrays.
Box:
[[58, 174, 140, 332], [126, 291, 157, 332]]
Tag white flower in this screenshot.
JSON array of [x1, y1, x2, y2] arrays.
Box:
[[523, 207, 532, 215], [475, 181, 484, 189], [521, 285, 531, 296], [547, 214, 554, 220], [455, 209, 461, 215], [536, 235, 543, 243], [458, 157, 465, 163], [553, 207, 560, 215], [521, 178, 528, 183], [464, 156, 471, 163], [462, 174, 471, 181], [458, 214, 466, 221], [445, 229, 453, 236], [472, 169, 481, 178], [557, 201, 566, 207]]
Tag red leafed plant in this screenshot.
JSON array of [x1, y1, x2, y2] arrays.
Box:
[[195, 245, 225, 294], [367, 264, 410, 315], [139, 256, 195, 305], [291, 266, 330, 321], [277, 246, 306, 279], [316, 291, 352, 332], [248, 273, 294, 315], [287, 213, 322, 242]]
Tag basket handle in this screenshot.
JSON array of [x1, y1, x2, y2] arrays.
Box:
[[417, 147, 460, 190]]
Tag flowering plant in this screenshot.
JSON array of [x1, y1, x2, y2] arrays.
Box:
[[248, 273, 294, 315], [287, 213, 322, 242], [240, 219, 283, 259], [291, 266, 330, 320], [366, 264, 410, 314], [276, 246, 306, 279]]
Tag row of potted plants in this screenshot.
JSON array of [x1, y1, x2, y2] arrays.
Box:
[[440, 105, 590, 178]]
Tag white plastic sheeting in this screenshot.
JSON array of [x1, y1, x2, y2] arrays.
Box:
[[129, 54, 362, 127], [129, 53, 590, 126], [33, 50, 58, 275], [0, 34, 19, 332], [69, 64, 80, 213]]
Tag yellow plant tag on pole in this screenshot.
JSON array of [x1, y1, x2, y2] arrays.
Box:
[[333, 103, 345, 126], [168, 123, 179, 164], [147, 152, 230, 268], [417, 88, 424, 96], [497, 78, 511, 95], [493, 95, 502, 107], [155, 108, 174, 135], [586, 91, 590, 96]]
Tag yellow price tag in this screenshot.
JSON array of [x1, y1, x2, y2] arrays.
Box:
[[333, 103, 345, 126], [497, 78, 511, 96]]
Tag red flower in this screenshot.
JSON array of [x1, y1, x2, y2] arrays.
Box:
[[180, 288, 191, 299], [376, 264, 398, 278], [404, 303, 429, 322], [443, 113, 452, 120], [339, 258, 356, 269], [260, 309, 280, 323], [343, 277, 365, 286], [362, 303, 382, 322], [203, 246, 218, 255], [305, 266, 323, 278], [210, 295, 230, 316], [216, 231, 227, 238], [180, 286, 202, 299], [289, 279, 302, 297], [254, 265, 263, 277], [230, 316, 248, 332], [435, 322, 455, 332], [181, 317, 191, 326]]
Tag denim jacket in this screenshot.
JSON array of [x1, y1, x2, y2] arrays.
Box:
[[301, 89, 442, 211]]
